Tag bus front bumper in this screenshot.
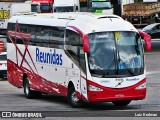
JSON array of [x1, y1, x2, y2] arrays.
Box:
[[87, 79, 146, 102]]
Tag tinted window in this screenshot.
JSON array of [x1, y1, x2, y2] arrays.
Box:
[[7, 23, 15, 31], [54, 6, 74, 12], [65, 30, 86, 72], [7, 23, 14, 43], [31, 4, 39, 12], [42, 26, 64, 48], [66, 30, 81, 63], [0, 54, 7, 60], [41, 4, 52, 13], [7, 23, 64, 49]]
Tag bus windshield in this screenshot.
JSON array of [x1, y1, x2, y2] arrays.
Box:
[[54, 6, 74, 12], [88, 31, 144, 77], [31, 4, 39, 12], [41, 4, 52, 13], [92, 2, 112, 9]]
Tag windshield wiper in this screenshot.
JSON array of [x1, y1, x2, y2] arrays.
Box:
[[102, 49, 136, 77], [117, 51, 135, 76], [102, 49, 116, 77]]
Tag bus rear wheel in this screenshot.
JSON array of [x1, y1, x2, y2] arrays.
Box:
[[67, 86, 82, 108], [23, 77, 42, 99], [112, 100, 131, 107]]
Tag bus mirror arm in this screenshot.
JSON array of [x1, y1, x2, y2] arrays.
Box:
[[138, 30, 151, 51], [82, 35, 90, 53]]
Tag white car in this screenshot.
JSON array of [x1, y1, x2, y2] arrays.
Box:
[[0, 52, 7, 78]]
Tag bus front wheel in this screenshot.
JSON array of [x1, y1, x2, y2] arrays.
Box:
[[23, 77, 42, 99], [67, 86, 82, 108], [112, 100, 131, 107]]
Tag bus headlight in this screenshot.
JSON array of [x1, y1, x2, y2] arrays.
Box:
[[88, 85, 103, 91], [136, 82, 146, 90]]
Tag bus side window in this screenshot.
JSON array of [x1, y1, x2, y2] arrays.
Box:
[[7, 23, 14, 43], [66, 30, 80, 63], [7, 23, 15, 32], [47, 27, 64, 49], [20, 24, 28, 33], [8, 24, 24, 45], [35, 26, 45, 47], [43, 27, 58, 48], [21, 24, 31, 45], [43, 28, 51, 47], [65, 30, 86, 73], [29, 25, 36, 46]]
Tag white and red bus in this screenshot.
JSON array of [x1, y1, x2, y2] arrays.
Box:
[[7, 12, 151, 107]]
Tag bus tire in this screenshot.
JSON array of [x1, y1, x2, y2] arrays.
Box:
[[112, 100, 131, 107], [24, 77, 42, 99], [67, 86, 82, 108]]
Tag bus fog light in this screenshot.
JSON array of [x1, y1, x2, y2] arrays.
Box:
[[136, 82, 146, 90], [88, 85, 103, 91]]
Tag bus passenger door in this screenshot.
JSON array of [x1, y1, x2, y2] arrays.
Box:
[[65, 29, 81, 98], [79, 52, 88, 101]]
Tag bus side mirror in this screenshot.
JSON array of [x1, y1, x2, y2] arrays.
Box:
[[138, 30, 151, 51], [82, 35, 89, 53]]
